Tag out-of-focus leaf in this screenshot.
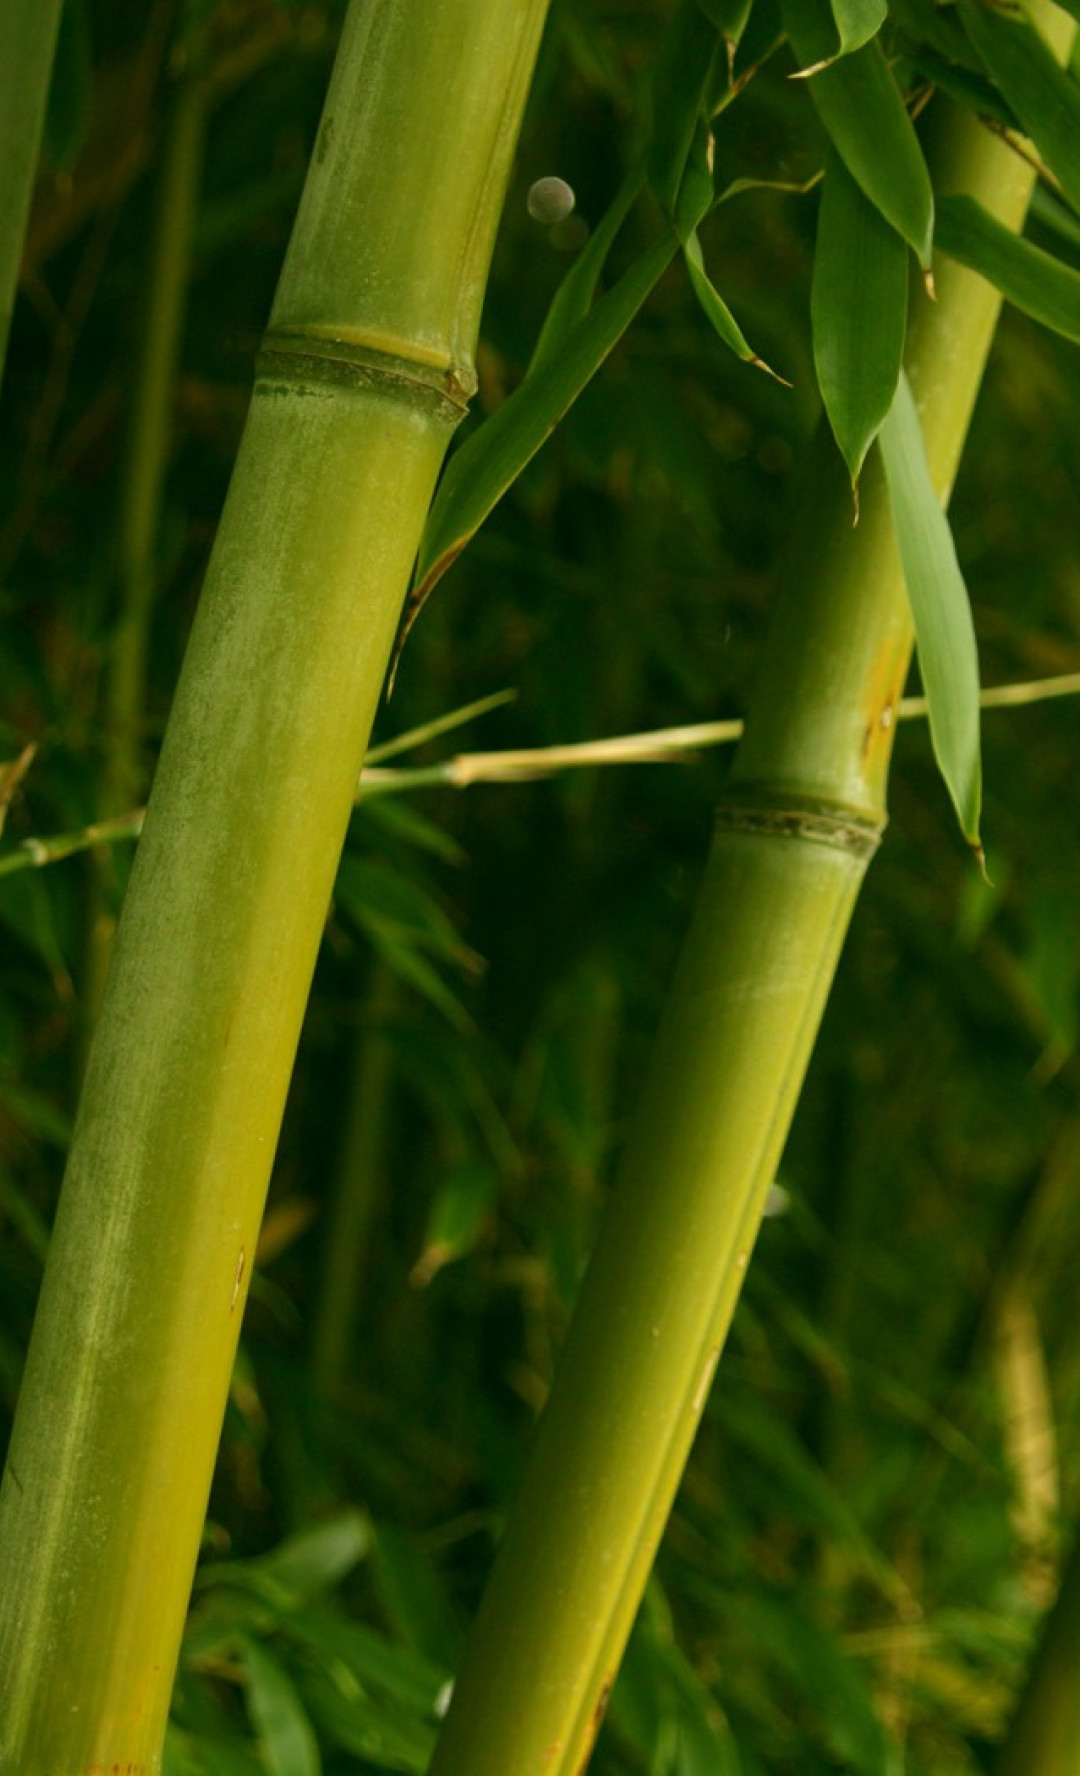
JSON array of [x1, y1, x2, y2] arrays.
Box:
[[371, 1522, 463, 1670], [812, 150, 907, 483], [698, 0, 754, 51], [959, 0, 1080, 215], [740, 1595, 888, 1773], [283, 1603, 448, 1716], [782, 0, 934, 265], [359, 795, 466, 866], [242, 1638, 321, 1776], [878, 372, 982, 846], [936, 193, 1080, 343], [197, 1512, 369, 1609], [43, 0, 93, 170], [298, 1664, 435, 1773], [411, 1157, 498, 1285], [684, 228, 787, 380]]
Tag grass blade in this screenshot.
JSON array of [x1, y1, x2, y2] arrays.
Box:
[[959, 0, 1080, 216], [783, 0, 934, 264], [936, 193, 1080, 342], [878, 372, 982, 846], [812, 149, 908, 484]]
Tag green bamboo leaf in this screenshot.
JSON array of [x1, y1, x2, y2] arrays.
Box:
[[936, 193, 1080, 342], [959, 0, 1080, 216], [647, 0, 721, 221], [878, 372, 982, 846], [829, 0, 887, 55], [529, 171, 641, 373], [242, 1640, 322, 1776], [684, 228, 789, 380], [782, 0, 934, 264], [409, 232, 677, 622], [812, 150, 908, 483]]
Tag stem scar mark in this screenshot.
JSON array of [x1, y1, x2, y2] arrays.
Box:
[[231, 1246, 245, 1312]]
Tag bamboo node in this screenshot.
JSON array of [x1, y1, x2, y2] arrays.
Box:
[[714, 801, 882, 857]]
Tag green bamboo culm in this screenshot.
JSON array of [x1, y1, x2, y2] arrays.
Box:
[[427, 40, 1073, 1776], [997, 1530, 1080, 1774], [0, 0, 64, 390], [0, 3, 548, 1770]]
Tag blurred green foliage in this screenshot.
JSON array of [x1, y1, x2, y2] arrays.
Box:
[[3, 1, 1080, 1770]]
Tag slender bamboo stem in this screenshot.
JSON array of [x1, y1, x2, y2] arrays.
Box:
[[0, 0, 64, 391], [996, 1532, 1080, 1774], [427, 69, 1071, 1776], [0, 4, 548, 1770], [103, 51, 206, 820]]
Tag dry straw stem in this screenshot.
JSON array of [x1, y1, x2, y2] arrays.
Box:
[[427, 37, 1075, 1776], [0, 3, 549, 1770]]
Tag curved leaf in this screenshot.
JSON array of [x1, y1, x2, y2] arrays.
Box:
[[959, 0, 1080, 216], [936, 194, 1080, 343], [812, 149, 908, 483], [783, 0, 934, 264], [878, 372, 982, 846], [684, 228, 788, 379]]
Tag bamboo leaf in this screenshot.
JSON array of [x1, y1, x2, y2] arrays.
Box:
[[812, 150, 908, 483], [242, 1640, 322, 1776], [684, 228, 789, 380], [936, 193, 1080, 342], [959, 0, 1080, 216], [829, 0, 887, 56], [647, 0, 721, 222], [698, 0, 754, 52], [529, 171, 641, 373], [878, 372, 982, 846], [407, 233, 678, 640], [782, 0, 934, 264]]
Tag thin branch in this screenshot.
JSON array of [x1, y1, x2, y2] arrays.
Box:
[[4, 671, 1080, 878]]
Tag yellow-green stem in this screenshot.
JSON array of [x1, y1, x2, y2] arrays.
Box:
[[427, 54, 1071, 1776], [0, 0, 63, 390], [0, 3, 549, 1770], [997, 1532, 1080, 1774]]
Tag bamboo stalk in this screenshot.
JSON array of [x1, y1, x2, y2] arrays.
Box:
[[0, 4, 548, 1769], [426, 59, 1073, 1776], [996, 1532, 1080, 1774], [0, 0, 64, 390]]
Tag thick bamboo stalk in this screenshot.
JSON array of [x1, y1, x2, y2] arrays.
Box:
[[427, 68, 1069, 1776], [0, 4, 548, 1770], [0, 0, 64, 390]]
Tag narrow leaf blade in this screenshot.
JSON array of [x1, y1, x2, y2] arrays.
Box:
[[959, 0, 1080, 217], [812, 150, 908, 482], [410, 233, 677, 607], [936, 193, 1080, 342], [783, 0, 934, 264], [830, 0, 887, 56], [878, 373, 982, 845], [684, 228, 786, 379]]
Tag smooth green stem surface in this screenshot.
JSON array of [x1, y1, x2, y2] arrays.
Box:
[[0, 0, 63, 390], [427, 79, 1064, 1776], [0, 3, 548, 1770]]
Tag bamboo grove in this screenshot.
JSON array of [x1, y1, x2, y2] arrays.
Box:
[[3, 2, 1080, 1773]]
